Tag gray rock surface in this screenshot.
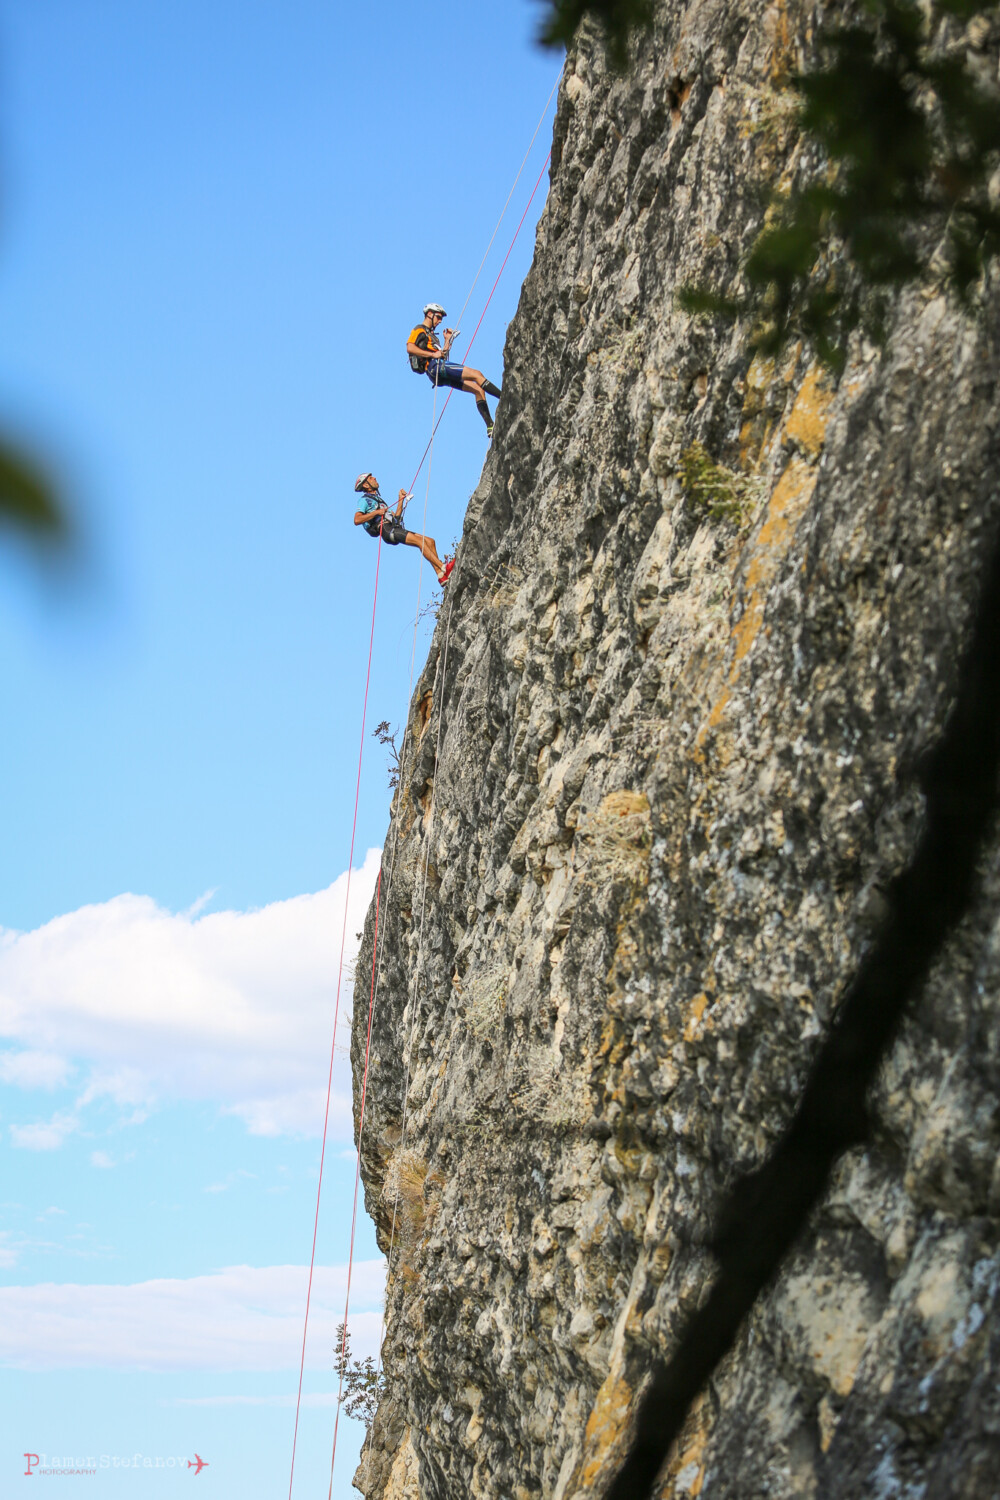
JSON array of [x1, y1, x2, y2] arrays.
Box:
[[349, 2, 1000, 1495]]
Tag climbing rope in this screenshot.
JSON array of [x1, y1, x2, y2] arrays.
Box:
[[289, 362, 448, 1500], [322, 126, 555, 1500], [325, 371, 445, 1497], [402, 74, 558, 502], [450, 74, 560, 349], [406, 145, 554, 496], [354, 594, 454, 1488], [330, 593, 454, 1498], [328, 144, 555, 1473], [288, 71, 559, 1499], [286, 531, 384, 1500], [326, 855, 382, 1499], [337, 144, 552, 1481]]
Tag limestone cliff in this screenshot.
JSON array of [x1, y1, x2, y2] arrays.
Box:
[[350, 3, 1000, 1496]]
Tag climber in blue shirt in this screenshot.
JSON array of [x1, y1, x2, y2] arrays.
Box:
[[353, 474, 453, 584]]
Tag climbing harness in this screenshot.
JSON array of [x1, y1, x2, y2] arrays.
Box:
[[407, 322, 439, 374]]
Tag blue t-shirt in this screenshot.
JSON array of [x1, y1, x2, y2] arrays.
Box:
[[357, 491, 386, 536]]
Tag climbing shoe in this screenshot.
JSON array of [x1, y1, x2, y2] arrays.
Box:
[[440, 558, 455, 583], [486, 421, 494, 440]]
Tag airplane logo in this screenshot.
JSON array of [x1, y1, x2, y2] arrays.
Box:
[[187, 1454, 209, 1475]]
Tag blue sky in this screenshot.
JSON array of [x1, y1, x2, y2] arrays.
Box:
[[0, 1, 558, 1492]]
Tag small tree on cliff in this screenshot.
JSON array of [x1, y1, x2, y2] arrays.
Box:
[[333, 1322, 383, 1429]]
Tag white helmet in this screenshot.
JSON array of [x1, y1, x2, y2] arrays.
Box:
[[423, 302, 446, 316], [354, 472, 376, 492]]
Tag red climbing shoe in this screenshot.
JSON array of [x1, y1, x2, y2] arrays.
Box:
[[439, 558, 455, 583]]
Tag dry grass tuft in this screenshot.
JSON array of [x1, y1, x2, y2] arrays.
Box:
[[463, 963, 508, 1038], [577, 790, 653, 888], [382, 1150, 445, 1287], [483, 559, 525, 612], [511, 1044, 593, 1131]]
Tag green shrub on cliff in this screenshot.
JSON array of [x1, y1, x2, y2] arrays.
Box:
[[333, 1321, 383, 1429], [679, 443, 762, 529]]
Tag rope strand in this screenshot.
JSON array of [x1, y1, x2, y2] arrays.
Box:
[[327, 359, 445, 1494], [348, 137, 556, 1484], [406, 146, 553, 495], [286, 532, 383, 1500], [290, 74, 558, 1500], [323, 121, 553, 1500], [450, 73, 560, 336]]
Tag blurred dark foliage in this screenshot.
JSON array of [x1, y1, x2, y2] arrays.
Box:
[[0, 436, 65, 549], [682, 0, 1000, 366], [539, 0, 654, 67], [531, 4, 1000, 1495], [605, 525, 1000, 1497]]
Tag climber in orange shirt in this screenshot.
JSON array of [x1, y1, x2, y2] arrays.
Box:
[[406, 303, 502, 437]]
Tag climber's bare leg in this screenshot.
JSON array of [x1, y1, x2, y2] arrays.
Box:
[[404, 531, 445, 577], [460, 370, 487, 400]]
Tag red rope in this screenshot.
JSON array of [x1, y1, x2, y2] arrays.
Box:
[[294, 139, 553, 1500], [326, 858, 382, 1497], [287, 530, 384, 1500], [462, 150, 552, 368], [406, 149, 552, 495]]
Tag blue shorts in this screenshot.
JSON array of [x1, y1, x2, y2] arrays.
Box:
[[426, 360, 467, 392]]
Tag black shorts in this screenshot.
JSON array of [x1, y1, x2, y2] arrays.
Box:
[[364, 518, 408, 546]]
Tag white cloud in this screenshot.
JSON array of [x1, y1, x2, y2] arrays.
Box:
[[0, 1049, 74, 1089], [10, 1112, 78, 1151], [0, 852, 381, 1140], [90, 1151, 114, 1169], [183, 889, 217, 918], [76, 1067, 152, 1110], [0, 1260, 385, 1371], [203, 1169, 255, 1194]]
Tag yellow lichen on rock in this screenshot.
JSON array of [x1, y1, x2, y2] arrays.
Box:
[[578, 1372, 635, 1489], [732, 456, 818, 665], [784, 365, 836, 460], [695, 454, 817, 751]]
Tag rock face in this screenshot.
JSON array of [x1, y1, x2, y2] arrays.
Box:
[[350, 3, 1000, 1496]]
